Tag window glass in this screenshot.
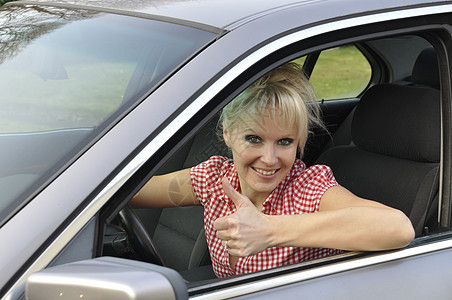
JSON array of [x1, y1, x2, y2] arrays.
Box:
[[0, 4, 215, 226], [298, 46, 371, 100]]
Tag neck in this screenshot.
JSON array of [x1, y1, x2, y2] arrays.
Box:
[[238, 181, 268, 211]]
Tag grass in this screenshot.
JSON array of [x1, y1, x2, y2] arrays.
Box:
[[294, 46, 372, 100]]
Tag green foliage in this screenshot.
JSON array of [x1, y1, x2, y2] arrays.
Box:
[[0, 0, 15, 5]]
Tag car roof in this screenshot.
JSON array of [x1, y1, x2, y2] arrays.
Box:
[[8, 0, 452, 31]]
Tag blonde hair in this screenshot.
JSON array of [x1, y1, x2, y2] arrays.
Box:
[[220, 62, 324, 148]]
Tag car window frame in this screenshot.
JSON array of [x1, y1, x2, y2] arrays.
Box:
[[95, 20, 452, 299], [185, 28, 452, 297]]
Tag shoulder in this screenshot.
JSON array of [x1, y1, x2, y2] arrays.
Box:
[[284, 159, 338, 193], [289, 159, 335, 180], [190, 155, 233, 196], [287, 160, 338, 211], [191, 155, 232, 178], [299, 163, 336, 183]]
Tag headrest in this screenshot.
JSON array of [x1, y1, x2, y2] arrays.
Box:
[[412, 47, 440, 89], [352, 84, 440, 162]]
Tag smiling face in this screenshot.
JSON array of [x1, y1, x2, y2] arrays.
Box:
[[224, 109, 299, 205], [220, 62, 322, 205]]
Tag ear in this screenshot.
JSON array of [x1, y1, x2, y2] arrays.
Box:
[[297, 139, 306, 157], [223, 123, 231, 148], [297, 146, 303, 158]]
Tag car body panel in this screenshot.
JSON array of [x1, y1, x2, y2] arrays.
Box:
[[230, 245, 452, 299], [16, 0, 452, 30]]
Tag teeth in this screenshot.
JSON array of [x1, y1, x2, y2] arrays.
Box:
[[254, 168, 277, 175]]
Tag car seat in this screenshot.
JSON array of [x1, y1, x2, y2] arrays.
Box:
[[320, 46, 440, 153], [315, 83, 440, 236]]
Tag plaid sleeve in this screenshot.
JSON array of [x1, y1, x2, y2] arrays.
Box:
[[293, 164, 339, 213], [190, 156, 225, 206]]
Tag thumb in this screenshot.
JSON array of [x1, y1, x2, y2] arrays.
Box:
[[222, 177, 254, 209]]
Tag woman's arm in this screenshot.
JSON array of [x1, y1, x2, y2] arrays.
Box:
[[272, 185, 415, 251], [214, 178, 415, 257], [130, 168, 199, 208]]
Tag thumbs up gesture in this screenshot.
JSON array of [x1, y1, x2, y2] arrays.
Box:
[[214, 177, 274, 257]]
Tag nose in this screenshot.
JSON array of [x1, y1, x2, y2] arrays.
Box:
[[260, 144, 278, 165]]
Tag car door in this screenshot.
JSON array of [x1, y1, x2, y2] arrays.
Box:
[[181, 16, 452, 298]]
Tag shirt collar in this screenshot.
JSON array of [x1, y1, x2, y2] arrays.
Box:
[[209, 158, 239, 205]]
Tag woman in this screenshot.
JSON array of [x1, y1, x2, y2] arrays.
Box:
[[131, 62, 415, 277]]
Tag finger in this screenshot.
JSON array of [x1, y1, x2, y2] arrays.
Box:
[[224, 240, 238, 252], [222, 177, 254, 209], [222, 240, 229, 249], [215, 232, 235, 245], [213, 215, 230, 231], [214, 219, 232, 240]]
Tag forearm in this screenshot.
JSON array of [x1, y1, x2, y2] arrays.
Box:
[[130, 168, 198, 208], [267, 207, 414, 251], [130, 175, 171, 208]]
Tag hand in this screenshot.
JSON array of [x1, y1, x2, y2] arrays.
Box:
[[214, 177, 273, 257]]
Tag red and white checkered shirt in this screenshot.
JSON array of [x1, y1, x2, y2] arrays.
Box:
[[191, 156, 341, 278]]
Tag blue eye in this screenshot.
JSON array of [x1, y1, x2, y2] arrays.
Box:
[[278, 138, 294, 146], [245, 135, 261, 144]]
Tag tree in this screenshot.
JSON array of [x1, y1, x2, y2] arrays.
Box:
[[1, 0, 16, 6]]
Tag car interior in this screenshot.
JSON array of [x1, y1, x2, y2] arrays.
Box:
[[102, 34, 441, 283]]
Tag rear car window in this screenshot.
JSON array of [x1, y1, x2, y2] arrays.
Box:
[[311, 46, 371, 100], [295, 46, 371, 100]]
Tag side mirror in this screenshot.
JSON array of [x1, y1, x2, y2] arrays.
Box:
[[25, 257, 188, 300]]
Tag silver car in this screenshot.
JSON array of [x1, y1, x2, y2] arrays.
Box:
[[1, 0, 452, 299]]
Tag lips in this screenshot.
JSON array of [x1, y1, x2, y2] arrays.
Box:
[[252, 167, 278, 176]]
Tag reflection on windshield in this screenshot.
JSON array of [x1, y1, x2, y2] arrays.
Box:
[[0, 3, 215, 226], [0, 5, 97, 63]]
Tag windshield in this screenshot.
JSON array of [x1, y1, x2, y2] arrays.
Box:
[[0, 4, 216, 226]]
